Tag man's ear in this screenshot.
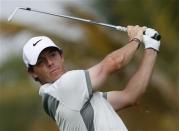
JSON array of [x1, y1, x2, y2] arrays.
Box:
[[60, 53, 64, 62], [28, 68, 38, 80]]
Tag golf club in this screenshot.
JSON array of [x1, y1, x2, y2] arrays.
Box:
[[8, 7, 161, 40]]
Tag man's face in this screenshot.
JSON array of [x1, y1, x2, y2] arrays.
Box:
[[29, 48, 65, 84]]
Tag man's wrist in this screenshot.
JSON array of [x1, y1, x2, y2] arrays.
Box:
[[128, 38, 141, 49], [145, 48, 159, 53], [144, 48, 158, 55], [128, 38, 141, 43]]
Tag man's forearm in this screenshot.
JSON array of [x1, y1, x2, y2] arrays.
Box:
[[105, 40, 140, 74], [88, 41, 140, 89], [103, 25, 146, 74], [117, 40, 140, 68], [88, 25, 145, 89], [123, 49, 157, 104]]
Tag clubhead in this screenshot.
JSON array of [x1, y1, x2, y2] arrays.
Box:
[[8, 7, 20, 22]]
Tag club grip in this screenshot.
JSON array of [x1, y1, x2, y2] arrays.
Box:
[[143, 31, 161, 41]]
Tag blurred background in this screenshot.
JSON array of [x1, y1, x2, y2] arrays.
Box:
[[0, 0, 178, 131]]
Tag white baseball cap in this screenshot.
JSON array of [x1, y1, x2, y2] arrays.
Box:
[[23, 36, 62, 68]]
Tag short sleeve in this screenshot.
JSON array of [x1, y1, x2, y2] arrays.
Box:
[[51, 70, 93, 110]]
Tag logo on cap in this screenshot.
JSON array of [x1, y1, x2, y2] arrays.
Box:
[[33, 39, 42, 46]]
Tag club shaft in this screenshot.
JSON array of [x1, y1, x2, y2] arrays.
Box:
[[8, 7, 161, 40], [18, 7, 127, 32]]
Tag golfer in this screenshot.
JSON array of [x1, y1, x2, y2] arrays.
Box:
[[22, 25, 160, 131]]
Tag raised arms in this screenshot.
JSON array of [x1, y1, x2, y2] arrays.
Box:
[[88, 25, 160, 110]]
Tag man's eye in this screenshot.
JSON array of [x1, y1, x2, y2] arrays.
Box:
[[36, 60, 43, 65], [49, 51, 57, 57], [50, 52, 55, 56]]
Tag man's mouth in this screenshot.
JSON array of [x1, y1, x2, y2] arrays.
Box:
[[50, 68, 60, 74]]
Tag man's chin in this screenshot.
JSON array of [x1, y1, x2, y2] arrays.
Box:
[[50, 74, 61, 82], [45, 71, 64, 83]]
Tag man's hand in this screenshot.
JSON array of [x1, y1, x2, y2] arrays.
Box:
[[127, 25, 146, 42], [143, 28, 161, 51]]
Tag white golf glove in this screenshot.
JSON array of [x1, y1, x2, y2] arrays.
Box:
[[143, 28, 161, 51]]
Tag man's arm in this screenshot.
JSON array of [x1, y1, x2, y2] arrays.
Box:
[[88, 25, 145, 89], [107, 49, 157, 110], [106, 28, 161, 110]]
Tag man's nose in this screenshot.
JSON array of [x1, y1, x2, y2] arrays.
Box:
[[46, 58, 54, 67]]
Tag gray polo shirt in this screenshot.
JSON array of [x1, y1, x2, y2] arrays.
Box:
[[39, 70, 127, 131]]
